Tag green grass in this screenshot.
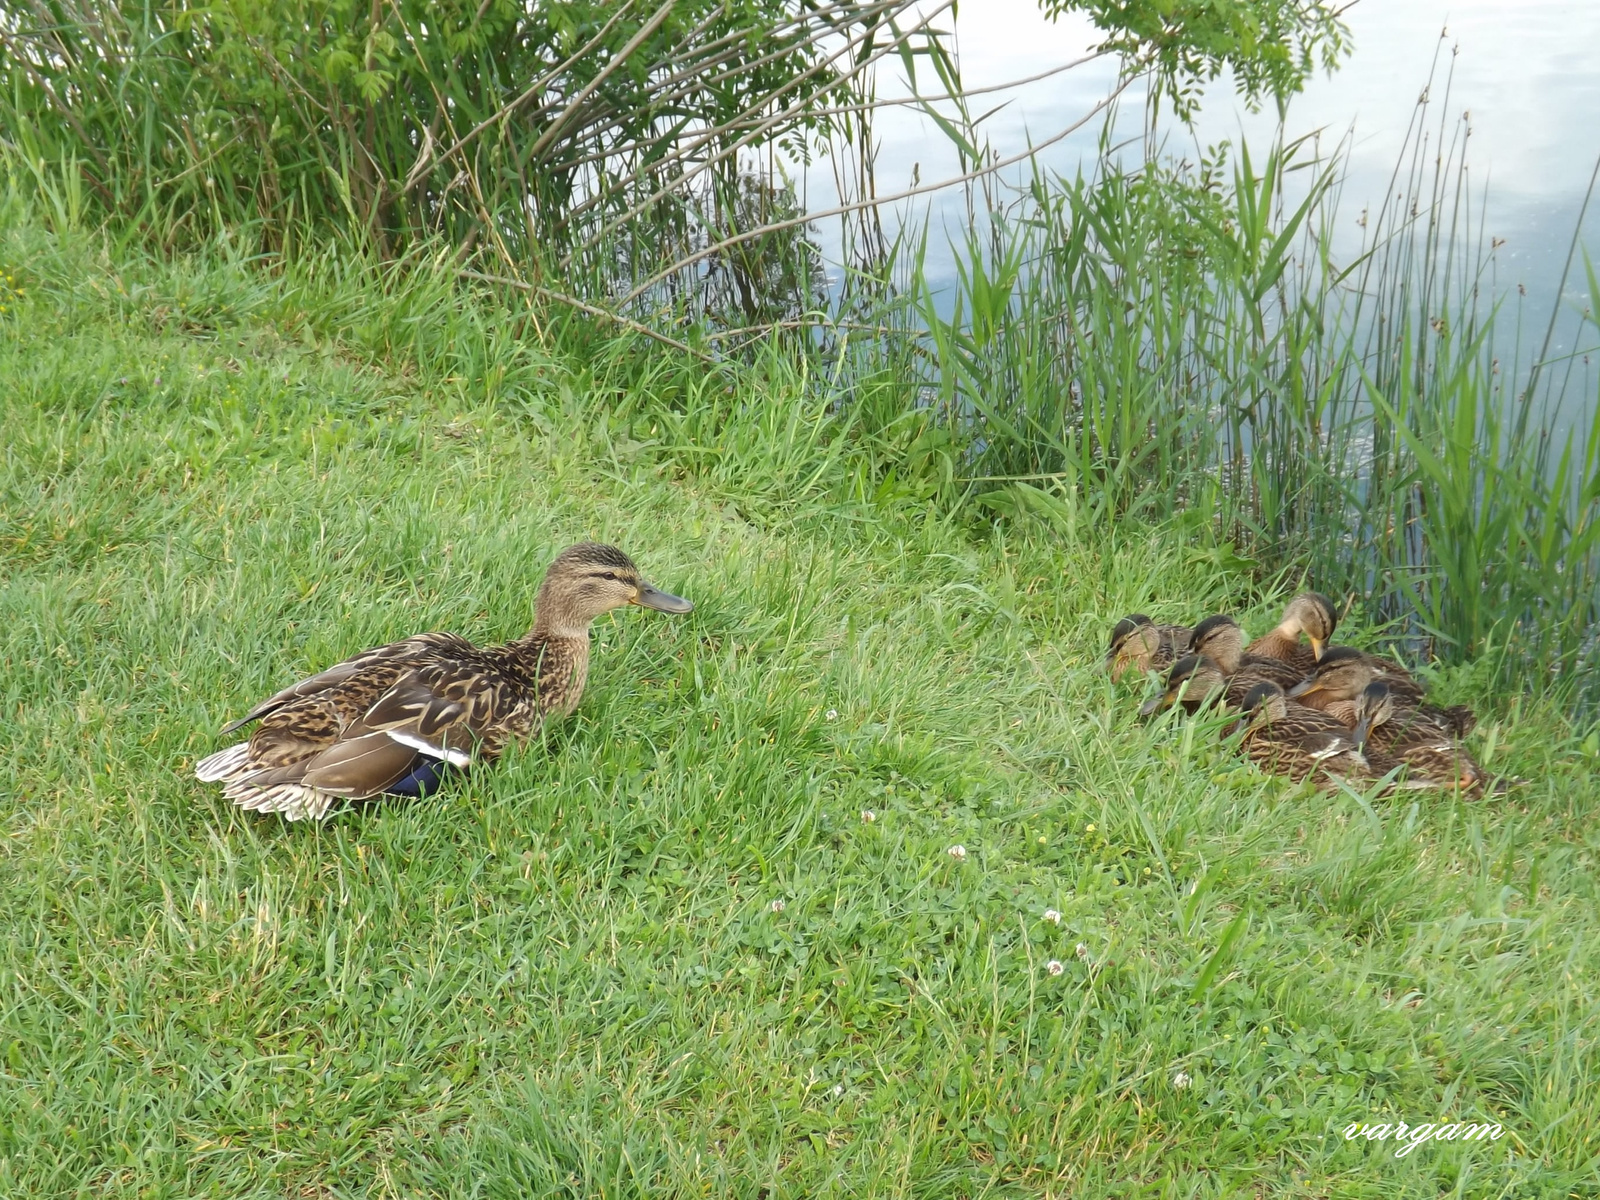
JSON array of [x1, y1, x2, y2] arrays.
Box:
[[3, 220, 1599, 1198]]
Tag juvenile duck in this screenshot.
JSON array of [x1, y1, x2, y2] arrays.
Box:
[[1234, 682, 1371, 785], [1138, 653, 1229, 716], [1246, 592, 1337, 675], [194, 542, 693, 821], [1288, 647, 1475, 736], [1351, 681, 1486, 792], [1107, 614, 1192, 681], [1189, 614, 1308, 703]]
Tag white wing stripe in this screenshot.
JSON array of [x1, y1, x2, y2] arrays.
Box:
[[387, 730, 471, 768]]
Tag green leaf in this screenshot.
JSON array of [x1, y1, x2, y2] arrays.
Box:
[[1190, 908, 1249, 1002]]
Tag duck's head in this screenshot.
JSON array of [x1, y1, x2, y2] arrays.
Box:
[[1189, 614, 1246, 673], [534, 542, 693, 636], [1276, 592, 1338, 660], [1349, 680, 1395, 748], [1107, 614, 1158, 680], [1237, 681, 1290, 726], [1138, 653, 1226, 716], [1286, 645, 1371, 702]]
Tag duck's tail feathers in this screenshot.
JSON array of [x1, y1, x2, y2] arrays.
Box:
[[222, 778, 340, 821], [195, 743, 253, 782]]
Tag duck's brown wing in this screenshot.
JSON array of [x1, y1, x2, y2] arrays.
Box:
[[1283, 701, 1356, 735], [1373, 703, 1458, 748], [197, 633, 514, 819], [1243, 655, 1310, 689], [1145, 625, 1192, 673], [244, 672, 481, 797], [1284, 644, 1319, 675], [1223, 658, 1309, 706], [1244, 727, 1367, 782], [218, 632, 473, 734], [1156, 623, 1192, 653], [1244, 635, 1318, 676], [239, 655, 524, 800]]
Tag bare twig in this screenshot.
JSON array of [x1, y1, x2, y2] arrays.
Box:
[[701, 318, 896, 341], [560, 0, 939, 260], [458, 267, 714, 362], [400, 1, 641, 194], [524, 1, 683, 165], [618, 69, 1140, 308]]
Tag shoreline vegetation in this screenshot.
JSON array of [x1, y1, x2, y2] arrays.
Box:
[[2, 2, 1598, 1195], [3, 1, 1593, 701]]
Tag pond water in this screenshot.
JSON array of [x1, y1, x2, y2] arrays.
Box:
[[801, 0, 1600, 380]]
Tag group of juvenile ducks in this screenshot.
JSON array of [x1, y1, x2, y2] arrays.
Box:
[[1108, 593, 1488, 792]]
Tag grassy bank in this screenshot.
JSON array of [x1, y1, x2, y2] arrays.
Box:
[[3, 218, 1599, 1196]]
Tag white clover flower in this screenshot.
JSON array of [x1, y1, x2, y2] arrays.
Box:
[[1172, 1070, 1191, 1090], [947, 844, 967, 861], [1043, 908, 1062, 924], [769, 899, 786, 913], [832, 1083, 844, 1097], [860, 809, 876, 824], [1046, 959, 1065, 976], [825, 708, 839, 721], [1075, 942, 1090, 962]]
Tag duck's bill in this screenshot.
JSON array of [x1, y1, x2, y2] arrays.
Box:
[[1286, 678, 1320, 698], [1138, 694, 1168, 717], [1309, 636, 1327, 661], [1350, 718, 1370, 749], [633, 583, 694, 614]]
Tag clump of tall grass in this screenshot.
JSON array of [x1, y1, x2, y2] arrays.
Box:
[[892, 79, 1600, 703], [0, 0, 1359, 340], [0, 0, 945, 329]]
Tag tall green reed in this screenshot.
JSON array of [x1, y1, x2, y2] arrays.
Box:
[[892, 79, 1600, 702]]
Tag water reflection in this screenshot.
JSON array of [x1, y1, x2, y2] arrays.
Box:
[[802, 0, 1600, 370]]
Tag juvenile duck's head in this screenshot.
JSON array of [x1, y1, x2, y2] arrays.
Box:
[[1238, 681, 1291, 726], [533, 542, 692, 637], [1189, 615, 1246, 673], [1107, 614, 1158, 680], [1287, 645, 1372, 702], [1138, 653, 1226, 716], [1350, 680, 1395, 748], [1275, 592, 1337, 660]]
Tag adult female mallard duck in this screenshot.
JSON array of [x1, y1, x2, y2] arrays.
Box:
[[1107, 614, 1192, 681], [1189, 614, 1308, 704], [1288, 647, 1475, 736], [1233, 682, 1371, 785], [1138, 653, 1229, 716], [1351, 681, 1486, 792], [1245, 592, 1337, 675], [194, 542, 693, 821]]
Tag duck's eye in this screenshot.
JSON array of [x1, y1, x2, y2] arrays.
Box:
[[600, 571, 618, 581]]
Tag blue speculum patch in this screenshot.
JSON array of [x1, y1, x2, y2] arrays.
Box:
[[386, 757, 459, 797]]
